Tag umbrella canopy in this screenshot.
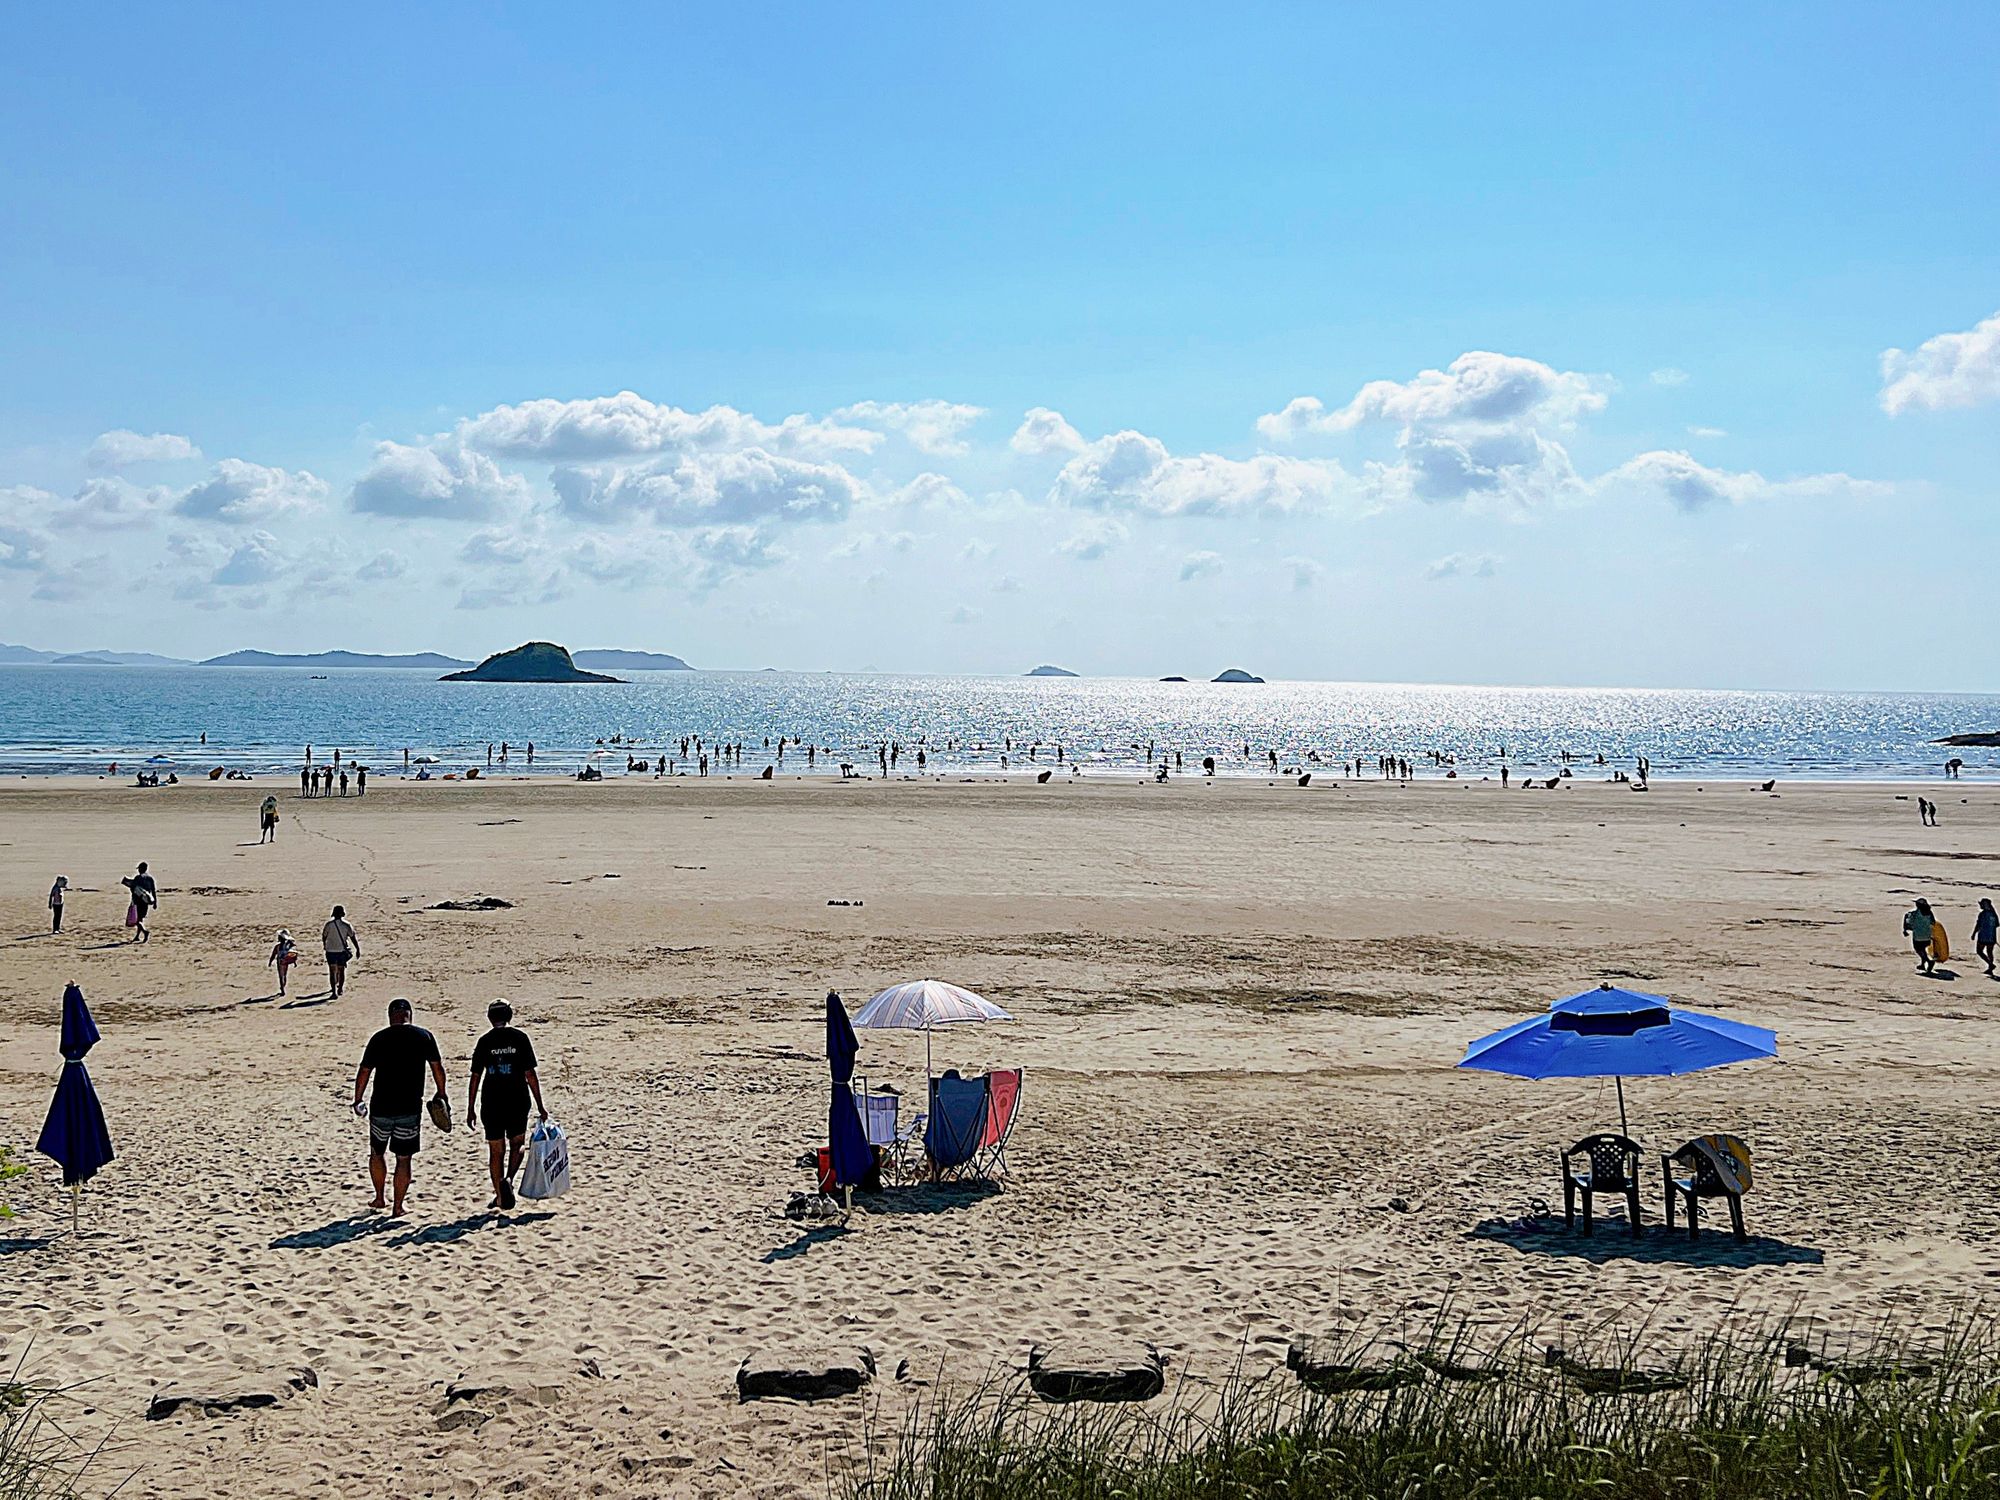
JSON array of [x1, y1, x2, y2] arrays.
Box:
[[1458, 985, 1776, 1080], [825, 992, 872, 1191], [851, 979, 1013, 1031], [37, 983, 114, 1194]]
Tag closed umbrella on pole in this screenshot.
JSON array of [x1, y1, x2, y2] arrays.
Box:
[[825, 992, 873, 1203], [36, 983, 114, 1235]]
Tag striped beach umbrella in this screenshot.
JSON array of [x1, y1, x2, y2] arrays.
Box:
[[851, 979, 1012, 1081]]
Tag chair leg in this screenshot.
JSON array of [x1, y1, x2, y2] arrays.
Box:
[[1663, 1183, 1675, 1233], [1580, 1190, 1593, 1237], [1628, 1185, 1642, 1235], [1563, 1179, 1575, 1231], [1687, 1194, 1700, 1242], [1729, 1195, 1746, 1243]]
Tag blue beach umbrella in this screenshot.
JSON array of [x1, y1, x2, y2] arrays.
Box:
[[36, 983, 114, 1233], [825, 992, 873, 1197], [1457, 984, 1776, 1136]]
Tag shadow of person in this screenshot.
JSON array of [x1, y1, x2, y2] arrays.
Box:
[[1468, 1217, 1822, 1267], [388, 1210, 554, 1248], [269, 1214, 400, 1250], [280, 994, 333, 1009], [1925, 967, 1959, 981], [762, 1224, 850, 1263]]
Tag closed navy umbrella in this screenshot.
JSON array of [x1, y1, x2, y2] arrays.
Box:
[[36, 983, 114, 1233], [825, 992, 872, 1198]]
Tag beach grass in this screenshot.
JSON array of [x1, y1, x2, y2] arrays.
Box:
[[847, 1316, 2000, 1500], [0, 1365, 99, 1500]]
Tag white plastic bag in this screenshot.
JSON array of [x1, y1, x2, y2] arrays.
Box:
[[518, 1118, 570, 1200]]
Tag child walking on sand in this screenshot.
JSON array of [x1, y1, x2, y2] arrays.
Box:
[[268, 929, 299, 995]]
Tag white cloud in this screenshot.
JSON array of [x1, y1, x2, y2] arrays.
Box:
[[1051, 430, 1356, 516], [1880, 311, 2000, 416], [832, 399, 985, 457], [958, 538, 994, 562], [176, 459, 327, 522], [458, 391, 879, 460], [355, 550, 407, 582], [1285, 556, 1325, 590], [87, 430, 202, 468], [1369, 427, 1584, 510], [949, 604, 980, 625], [551, 448, 863, 529], [1601, 450, 1889, 512], [1686, 425, 1727, 439], [1426, 552, 1498, 580], [54, 477, 172, 530], [1259, 351, 1608, 439], [351, 442, 530, 520], [0, 488, 58, 569], [212, 530, 287, 587], [1650, 368, 1691, 387], [887, 472, 971, 510], [992, 573, 1024, 594], [31, 559, 98, 601], [1178, 549, 1224, 582], [1056, 517, 1128, 560], [460, 528, 538, 568], [1010, 406, 1086, 456]]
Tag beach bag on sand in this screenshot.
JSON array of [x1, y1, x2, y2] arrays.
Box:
[[519, 1119, 570, 1200]]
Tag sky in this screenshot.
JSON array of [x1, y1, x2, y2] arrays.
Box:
[[1, 4, 1995, 689]]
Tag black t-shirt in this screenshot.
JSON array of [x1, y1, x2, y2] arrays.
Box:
[[360, 1024, 441, 1115], [471, 1025, 537, 1108]]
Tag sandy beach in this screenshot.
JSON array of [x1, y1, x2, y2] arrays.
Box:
[[3, 773, 1998, 1497]]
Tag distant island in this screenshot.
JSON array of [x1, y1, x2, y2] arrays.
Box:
[[570, 649, 693, 671], [1937, 731, 2000, 747], [0, 644, 190, 666], [1159, 675, 1189, 682], [441, 642, 623, 683], [1213, 668, 1265, 684], [201, 649, 474, 669], [1025, 665, 1078, 677]]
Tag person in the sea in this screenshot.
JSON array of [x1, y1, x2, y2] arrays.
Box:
[[267, 928, 299, 995], [1975, 898, 1999, 978], [352, 997, 448, 1217], [1903, 899, 1938, 975], [260, 793, 280, 843], [322, 903, 360, 998], [120, 861, 157, 943], [48, 875, 66, 933], [465, 1000, 548, 1211]]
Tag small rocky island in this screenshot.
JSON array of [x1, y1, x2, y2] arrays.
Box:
[[1937, 731, 2000, 747], [441, 642, 624, 683], [1158, 675, 1189, 682], [1212, 668, 1265, 684], [1026, 665, 1079, 677]]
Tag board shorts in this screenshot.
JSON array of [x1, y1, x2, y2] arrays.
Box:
[[481, 1098, 530, 1141], [370, 1113, 421, 1155]]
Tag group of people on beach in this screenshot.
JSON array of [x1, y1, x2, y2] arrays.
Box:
[[350, 997, 550, 1216], [1904, 897, 2000, 977], [301, 764, 363, 797]]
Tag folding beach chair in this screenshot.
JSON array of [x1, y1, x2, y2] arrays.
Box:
[[925, 1071, 989, 1181], [971, 1068, 1022, 1179]]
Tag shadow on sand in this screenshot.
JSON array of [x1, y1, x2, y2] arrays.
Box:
[[387, 1210, 554, 1247], [280, 993, 334, 1010], [859, 1181, 1002, 1216], [273, 1209, 554, 1250], [1469, 1217, 1822, 1267], [270, 1214, 400, 1250], [0, 1236, 59, 1255], [763, 1224, 852, 1263]]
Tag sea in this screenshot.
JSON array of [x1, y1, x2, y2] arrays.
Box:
[[0, 665, 1994, 782]]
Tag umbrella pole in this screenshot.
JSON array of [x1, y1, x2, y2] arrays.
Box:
[[70, 1184, 79, 1237], [1616, 1078, 1628, 1138]]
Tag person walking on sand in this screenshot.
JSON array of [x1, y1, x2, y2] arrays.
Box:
[[352, 997, 447, 1217], [48, 875, 67, 933], [465, 1000, 548, 1210], [268, 928, 299, 995], [120, 862, 157, 943], [259, 794, 280, 843], [322, 904, 360, 997], [1976, 898, 1999, 977], [356, 766, 366, 795], [1904, 899, 1938, 975]]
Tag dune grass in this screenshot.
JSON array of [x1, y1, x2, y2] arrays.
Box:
[[849, 1316, 2000, 1500], [0, 1360, 101, 1500]]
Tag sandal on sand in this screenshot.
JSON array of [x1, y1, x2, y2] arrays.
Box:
[[498, 1181, 516, 1211]]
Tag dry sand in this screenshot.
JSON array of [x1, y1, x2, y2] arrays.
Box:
[[2, 773, 1998, 1496]]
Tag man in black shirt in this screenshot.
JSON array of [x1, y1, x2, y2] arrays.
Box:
[[465, 1000, 547, 1210], [352, 997, 448, 1216]]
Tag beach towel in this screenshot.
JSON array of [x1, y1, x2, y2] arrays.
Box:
[[1688, 1134, 1752, 1194], [519, 1119, 570, 1200]]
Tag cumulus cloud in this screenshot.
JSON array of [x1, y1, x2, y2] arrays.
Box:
[[1601, 450, 1889, 512], [959, 538, 994, 562], [1285, 556, 1325, 590], [212, 530, 287, 587], [1370, 427, 1585, 510], [1178, 550, 1224, 582], [949, 604, 980, 625], [1259, 351, 1608, 439], [355, 550, 407, 582], [992, 574, 1024, 594], [1686, 426, 1727, 439], [1650, 368, 1691, 387], [87, 430, 202, 468], [0, 488, 58, 569], [1010, 406, 1086, 456], [1426, 552, 1498, 580], [54, 477, 172, 530], [458, 391, 879, 461], [351, 442, 530, 520], [887, 472, 970, 510], [551, 448, 863, 528], [832, 399, 984, 457], [176, 459, 327, 522], [1879, 311, 2000, 416], [1051, 430, 1355, 516], [1056, 517, 1128, 561]]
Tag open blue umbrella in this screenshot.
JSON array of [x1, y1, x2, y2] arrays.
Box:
[[1458, 984, 1776, 1135], [825, 992, 873, 1198], [36, 983, 114, 1233]]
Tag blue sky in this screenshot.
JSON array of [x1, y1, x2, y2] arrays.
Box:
[[2, 4, 1995, 688]]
